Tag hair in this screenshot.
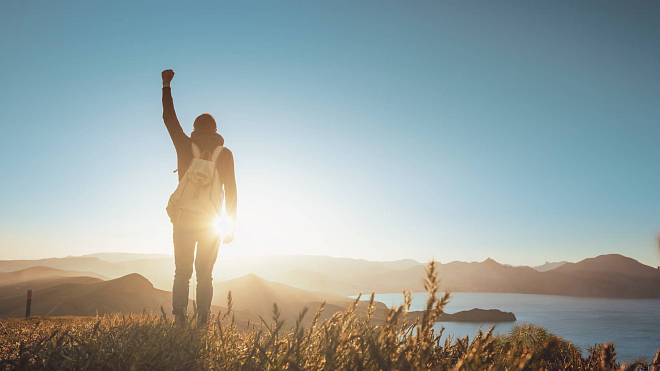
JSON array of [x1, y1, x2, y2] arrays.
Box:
[[193, 113, 217, 133]]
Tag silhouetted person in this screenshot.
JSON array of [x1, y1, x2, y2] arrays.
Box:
[[161, 69, 237, 325]]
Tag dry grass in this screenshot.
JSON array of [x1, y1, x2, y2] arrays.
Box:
[[1, 262, 658, 370]]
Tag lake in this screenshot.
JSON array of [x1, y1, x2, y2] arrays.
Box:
[[369, 292, 660, 362]]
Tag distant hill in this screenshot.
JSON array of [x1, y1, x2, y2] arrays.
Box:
[[267, 269, 359, 295], [533, 261, 567, 272], [545, 254, 660, 298], [83, 252, 170, 263], [0, 257, 122, 277], [0, 276, 103, 299], [2, 253, 658, 299], [554, 254, 659, 278], [247, 255, 660, 298], [0, 274, 175, 317], [0, 266, 105, 285], [214, 274, 389, 325], [0, 256, 175, 291], [0, 271, 389, 326]]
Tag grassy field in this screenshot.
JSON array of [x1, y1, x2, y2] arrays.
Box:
[[1, 263, 658, 371]]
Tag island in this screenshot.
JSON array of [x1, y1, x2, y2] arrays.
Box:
[[409, 308, 516, 322]]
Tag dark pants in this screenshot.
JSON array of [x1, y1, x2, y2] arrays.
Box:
[[172, 224, 220, 316]]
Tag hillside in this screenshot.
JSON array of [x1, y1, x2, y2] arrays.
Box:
[[0, 266, 105, 285], [546, 254, 660, 298], [533, 261, 567, 272], [2, 253, 659, 298], [0, 276, 103, 299], [554, 254, 660, 278], [256, 255, 660, 298], [0, 273, 180, 317], [0, 270, 388, 325], [84, 252, 170, 263], [0, 256, 175, 290], [213, 274, 389, 325], [0, 257, 123, 277]]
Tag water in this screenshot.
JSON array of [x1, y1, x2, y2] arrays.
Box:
[[369, 292, 660, 362]]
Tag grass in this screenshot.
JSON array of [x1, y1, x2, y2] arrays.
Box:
[[1, 262, 659, 370]]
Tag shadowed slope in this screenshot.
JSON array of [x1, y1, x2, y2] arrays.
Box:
[[0, 276, 103, 299], [2, 253, 658, 298], [555, 254, 660, 278], [0, 274, 172, 317], [214, 274, 390, 325]]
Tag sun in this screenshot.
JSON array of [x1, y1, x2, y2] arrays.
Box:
[[213, 213, 234, 238]]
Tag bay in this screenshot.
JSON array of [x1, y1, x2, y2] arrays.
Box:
[[369, 292, 660, 362]]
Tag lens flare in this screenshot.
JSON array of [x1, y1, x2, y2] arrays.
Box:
[[213, 214, 234, 239]]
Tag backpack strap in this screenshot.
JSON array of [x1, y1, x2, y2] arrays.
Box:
[[192, 143, 223, 161], [211, 145, 224, 163], [191, 143, 201, 159]]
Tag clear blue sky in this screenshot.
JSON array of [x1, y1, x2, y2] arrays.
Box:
[[1, 0, 659, 266]]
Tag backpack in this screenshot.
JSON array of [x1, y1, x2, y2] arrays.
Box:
[[166, 143, 224, 228]]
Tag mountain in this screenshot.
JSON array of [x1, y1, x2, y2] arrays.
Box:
[[0, 257, 122, 277], [0, 270, 390, 326], [211, 255, 429, 296], [0, 276, 103, 299], [356, 258, 546, 294], [2, 253, 658, 299], [266, 269, 359, 295], [533, 261, 567, 272], [0, 256, 175, 291], [372, 255, 660, 298], [554, 254, 659, 278], [214, 274, 389, 325], [0, 273, 175, 317], [250, 255, 660, 298], [83, 252, 170, 263], [0, 254, 421, 293], [0, 266, 105, 285], [547, 254, 660, 298], [4, 253, 658, 323]]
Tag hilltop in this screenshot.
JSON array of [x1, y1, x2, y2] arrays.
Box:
[[533, 261, 567, 272], [0, 273, 171, 317], [2, 253, 659, 298], [0, 266, 105, 285], [214, 273, 390, 325], [0, 269, 389, 325]]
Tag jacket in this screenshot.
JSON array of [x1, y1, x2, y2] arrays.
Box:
[[162, 87, 237, 218]]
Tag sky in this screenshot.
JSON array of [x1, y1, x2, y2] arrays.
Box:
[[1, 0, 659, 266]]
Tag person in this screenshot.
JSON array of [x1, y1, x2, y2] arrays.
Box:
[[161, 69, 237, 325]]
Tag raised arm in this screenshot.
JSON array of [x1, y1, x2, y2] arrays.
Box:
[[162, 69, 187, 149]]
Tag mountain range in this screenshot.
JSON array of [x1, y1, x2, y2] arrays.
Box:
[[532, 261, 567, 272], [0, 271, 170, 317], [1, 253, 659, 299], [0, 266, 387, 325]]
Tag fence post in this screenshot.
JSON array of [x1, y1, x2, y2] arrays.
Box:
[[25, 289, 32, 319]]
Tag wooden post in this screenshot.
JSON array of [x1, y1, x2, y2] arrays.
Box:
[[25, 289, 32, 319]]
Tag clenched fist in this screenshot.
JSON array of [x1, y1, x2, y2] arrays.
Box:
[[162, 69, 175, 83]]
